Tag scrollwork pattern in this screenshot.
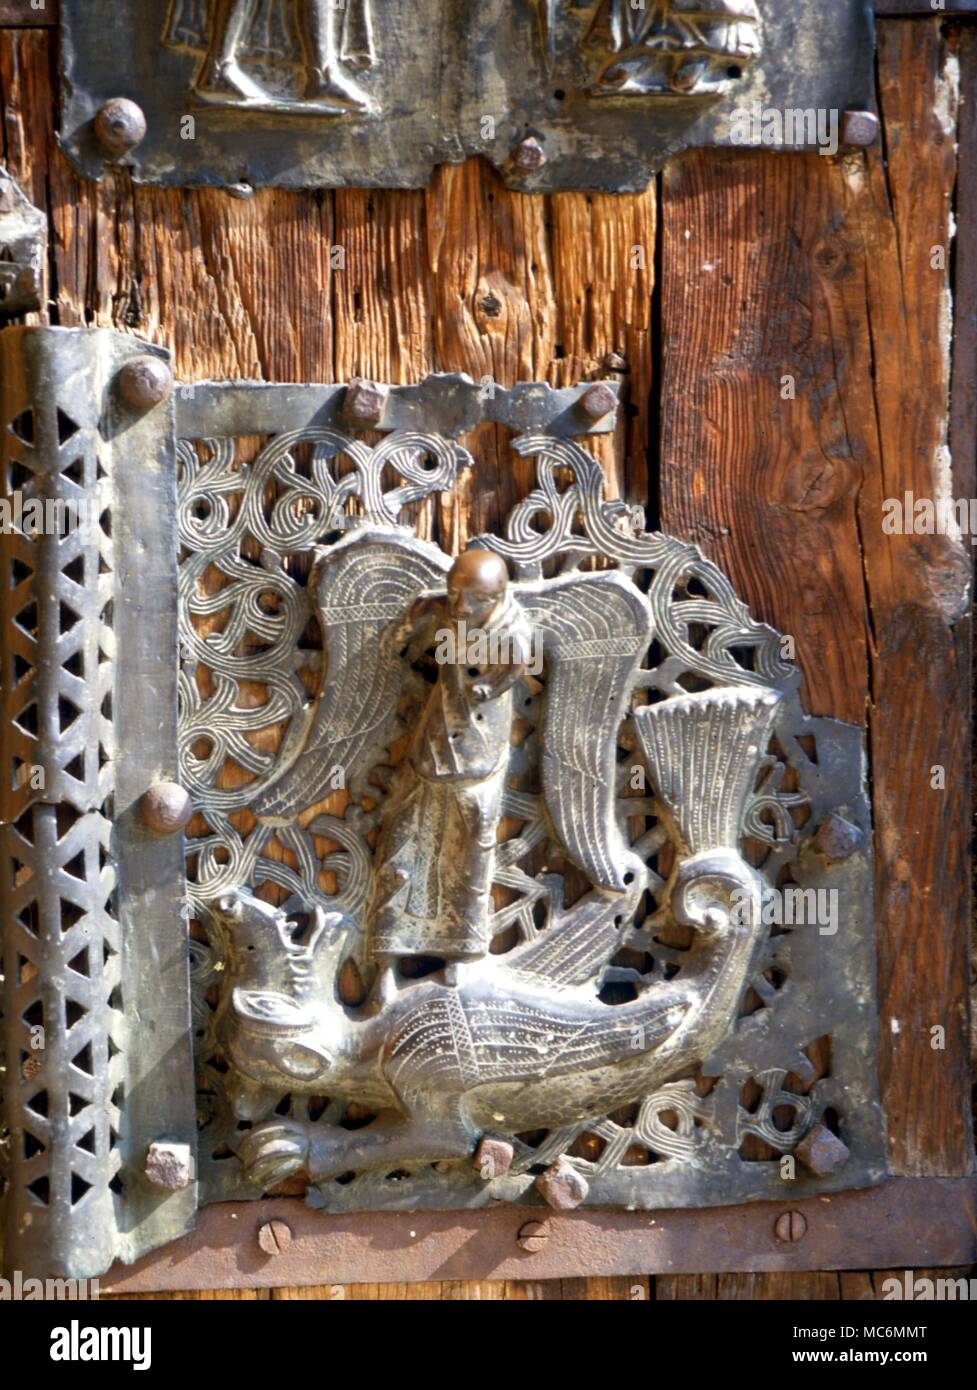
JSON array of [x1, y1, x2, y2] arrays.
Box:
[[177, 426, 815, 1199]]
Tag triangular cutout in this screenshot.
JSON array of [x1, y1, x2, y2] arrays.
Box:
[[9, 409, 35, 446], [70, 1173, 92, 1206], [10, 556, 34, 587], [57, 410, 81, 446], [58, 601, 82, 636], [26, 1090, 48, 1118], [61, 849, 87, 882], [14, 599, 37, 635], [75, 1128, 96, 1155], [61, 554, 85, 586], [12, 700, 38, 738], [63, 751, 86, 781], [13, 653, 34, 684], [67, 946, 91, 978], [65, 998, 88, 1029], [26, 1176, 50, 1205]]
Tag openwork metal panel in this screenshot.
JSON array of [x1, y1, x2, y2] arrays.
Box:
[[58, 0, 876, 192], [1, 340, 885, 1281], [174, 385, 885, 1216], [0, 328, 196, 1281]]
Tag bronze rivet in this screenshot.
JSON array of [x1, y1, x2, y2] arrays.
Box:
[[343, 378, 387, 426], [579, 383, 617, 421], [119, 357, 173, 411], [140, 782, 193, 836], [511, 136, 547, 171], [94, 98, 148, 157], [841, 110, 879, 149]]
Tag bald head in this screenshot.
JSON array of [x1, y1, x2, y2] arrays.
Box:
[[446, 550, 509, 620]]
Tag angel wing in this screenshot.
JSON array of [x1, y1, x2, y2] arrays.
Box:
[[519, 571, 653, 891], [252, 528, 449, 823]]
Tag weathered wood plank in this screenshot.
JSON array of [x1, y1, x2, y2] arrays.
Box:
[[657, 17, 972, 1201]]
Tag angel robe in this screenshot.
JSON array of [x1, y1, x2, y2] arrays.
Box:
[[367, 594, 532, 962]]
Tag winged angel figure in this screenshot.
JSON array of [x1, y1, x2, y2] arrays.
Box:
[[203, 438, 797, 1195]]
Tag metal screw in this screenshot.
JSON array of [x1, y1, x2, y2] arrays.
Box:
[[0, 179, 15, 215], [511, 136, 547, 172], [344, 377, 387, 426], [516, 1220, 549, 1253], [140, 781, 193, 836], [773, 1210, 808, 1243], [257, 1220, 293, 1256], [841, 110, 879, 149], [94, 98, 148, 158], [579, 383, 617, 422], [119, 357, 173, 411]]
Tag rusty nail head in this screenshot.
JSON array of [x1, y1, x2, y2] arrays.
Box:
[[119, 357, 174, 412], [95, 98, 148, 157], [474, 1135, 515, 1179], [140, 781, 193, 836], [535, 1156, 590, 1210], [603, 351, 628, 372], [813, 812, 863, 862], [774, 1210, 808, 1243], [344, 377, 387, 425], [841, 110, 879, 149], [512, 136, 547, 171], [145, 1141, 193, 1191], [257, 1220, 293, 1256], [516, 1220, 549, 1253], [795, 1123, 851, 1176], [579, 383, 617, 422]]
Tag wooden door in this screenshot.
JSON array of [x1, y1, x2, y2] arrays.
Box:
[[1, 1, 973, 1301]]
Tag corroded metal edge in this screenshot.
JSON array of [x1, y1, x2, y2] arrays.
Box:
[[100, 1178, 977, 1290], [174, 376, 621, 440], [0, 327, 197, 1281]]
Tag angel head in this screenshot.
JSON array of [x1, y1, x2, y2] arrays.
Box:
[[445, 550, 509, 624]]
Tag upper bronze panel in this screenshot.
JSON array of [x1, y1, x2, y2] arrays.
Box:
[[59, 1, 876, 192]]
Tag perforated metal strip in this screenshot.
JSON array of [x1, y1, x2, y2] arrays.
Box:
[[0, 328, 196, 1281]]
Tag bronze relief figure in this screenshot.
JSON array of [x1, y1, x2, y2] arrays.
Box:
[[182, 431, 852, 1205], [163, 0, 377, 112]]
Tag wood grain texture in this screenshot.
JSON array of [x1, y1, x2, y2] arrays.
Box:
[[0, 12, 972, 1301], [658, 17, 973, 1193]]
